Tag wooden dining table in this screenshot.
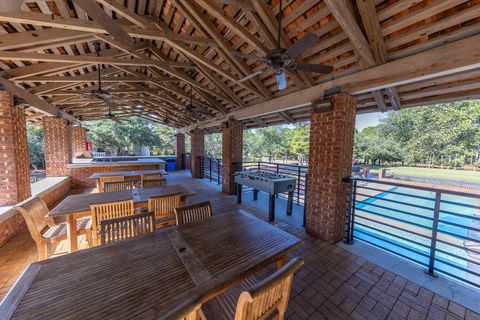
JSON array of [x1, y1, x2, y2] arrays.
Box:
[[48, 184, 196, 252], [1, 210, 302, 320], [89, 169, 168, 189]]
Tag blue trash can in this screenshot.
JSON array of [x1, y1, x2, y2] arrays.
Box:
[[164, 157, 176, 172]]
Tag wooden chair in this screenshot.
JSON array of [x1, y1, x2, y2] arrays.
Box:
[[103, 180, 134, 193], [141, 173, 163, 181], [174, 201, 212, 226], [90, 199, 135, 245], [100, 211, 156, 245], [142, 178, 167, 189], [98, 175, 124, 192], [14, 197, 93, 260], [148, 193, 181, 228], [202, 257, 304, 320]]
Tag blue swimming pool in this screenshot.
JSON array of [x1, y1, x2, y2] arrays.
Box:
[[354, 185, 480, 287]]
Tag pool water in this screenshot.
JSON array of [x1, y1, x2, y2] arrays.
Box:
[[354, 186, 480, 286]]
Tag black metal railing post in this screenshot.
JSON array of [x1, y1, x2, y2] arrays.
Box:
[[257, 161, 260, 170], [344, 179, 357, 244], [209, 157, 212, 181], [296, 167, 301, 205], [217, 160, 220, 185], [426, 191, 441, 277]]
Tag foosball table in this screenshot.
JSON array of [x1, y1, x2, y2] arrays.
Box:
[[235, 170, 296, 221]]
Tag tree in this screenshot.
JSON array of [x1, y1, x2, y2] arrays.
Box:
[[205, 133, 222, 158], [287, 123, 309, 164], [27, 124, 45, 169]]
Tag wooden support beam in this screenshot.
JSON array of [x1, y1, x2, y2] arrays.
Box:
[[278, 111, 294, 123], [356, 0, 402, 110], [0, 11, 216, 46], [0, 76, 81, 124], [178, 34, 480, 132]]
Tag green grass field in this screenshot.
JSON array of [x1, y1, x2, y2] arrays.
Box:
[[379, 166, 480, 183]]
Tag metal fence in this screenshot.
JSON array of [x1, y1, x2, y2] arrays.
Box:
[[30, 171, 46, 184], [235, 161, 308, 205], [345, 177, 480, 288], [199, 156, 222, 184]]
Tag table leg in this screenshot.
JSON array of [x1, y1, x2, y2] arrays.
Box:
[[287, 191, 294, 215], [276, 254, 287, 270], [268, 193, 275, 222], [253, 189, 258, 201], [237, 184, 242, 204], [67, 215, 78, 252]]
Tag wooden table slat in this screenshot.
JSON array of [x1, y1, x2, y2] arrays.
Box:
[[5, 210, 302, 320], [88, 169, 167, 180]]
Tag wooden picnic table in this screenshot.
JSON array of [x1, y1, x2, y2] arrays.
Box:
[[89, 169, 168, 190], [1, 210, 302, 320], [48, 184, 196, 252]]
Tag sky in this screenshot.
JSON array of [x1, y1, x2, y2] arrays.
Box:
[[355, 112, 382, 131]]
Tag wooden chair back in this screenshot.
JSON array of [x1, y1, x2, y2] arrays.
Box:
[[142, 179, 166, 189], [174, 201, 212, 226], [98, 175, 124, 192], [148, 193, 181, 227], [103, 180, 134, 193], [141, 173, 163, 182], [90, 199, 135, 244], [14, 197, 53, 245], [234, 257, 304, 320], [100, 211, 156, 245]]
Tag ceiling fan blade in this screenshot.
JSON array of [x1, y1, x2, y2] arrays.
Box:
[[73, 0, 134, 48], [218, 0, 256, 12], [237, 70, 264, 83], [231, 51, 269, 62], [285, 33, 319, 58], [293, 63, 334, 74], [276, 70, 287, 90], [0, 0, 23, 13]]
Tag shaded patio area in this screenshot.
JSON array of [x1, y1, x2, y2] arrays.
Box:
[[1, 171, 479, 320]]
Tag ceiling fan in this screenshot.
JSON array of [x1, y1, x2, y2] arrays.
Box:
[[231, 0, 333, 90]]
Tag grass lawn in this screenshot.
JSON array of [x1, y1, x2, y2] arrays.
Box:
[[382, 166, 480, 183]]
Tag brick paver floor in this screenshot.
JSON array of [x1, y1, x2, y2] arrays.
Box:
[[1, 171, 479, 320]]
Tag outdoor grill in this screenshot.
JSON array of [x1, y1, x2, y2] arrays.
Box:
[[235, 170, 296, 221]]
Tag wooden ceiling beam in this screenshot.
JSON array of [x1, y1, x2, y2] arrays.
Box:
[[0, 76, 81, 124], [178, 33, 480, 132], [0, 10, 216, 46]]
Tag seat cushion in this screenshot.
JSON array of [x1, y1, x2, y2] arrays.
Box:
[[202, 275, 259, 320], [43, 217, 92, 240]]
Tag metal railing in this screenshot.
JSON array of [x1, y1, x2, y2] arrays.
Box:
[[199, 156, 222, 184], [235, 161, 308, 205], [345, 177, 480, 288], [30, 171, 46, 184]]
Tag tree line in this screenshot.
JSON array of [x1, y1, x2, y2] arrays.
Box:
[[355, 101, 480, 168]]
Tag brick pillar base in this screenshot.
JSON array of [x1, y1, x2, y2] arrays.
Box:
[[222, 120, 243, 194], [305, 93, 356, 243], [190, 129, 204, 178], [43, 117, 71, 177], [70, 126, 87, 158], [0, 91, 31, 205], [175, 133, 185, 170]]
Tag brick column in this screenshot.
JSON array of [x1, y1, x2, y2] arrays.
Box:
[[0, 91, 31, 205], [305, 93, 356, 243], [43, 117, 71, 177], [69, 126, 87, 158], [190, 128, 204, 179], [175, 133, 185, 170], [222, 119, 243, 194]]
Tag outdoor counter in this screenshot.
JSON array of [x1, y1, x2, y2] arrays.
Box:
[[68, 160, 165, 188]]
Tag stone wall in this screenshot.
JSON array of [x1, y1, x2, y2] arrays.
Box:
[[222, 120, 243, 194], [175, 133, 185, 170], [70, 164, 160, 188], [0, 91, 31, 206], [190, 129, 205, 179], [43, 117, 71, 177], [305, 93, 356, 243], [70, 126, 87, 158]]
